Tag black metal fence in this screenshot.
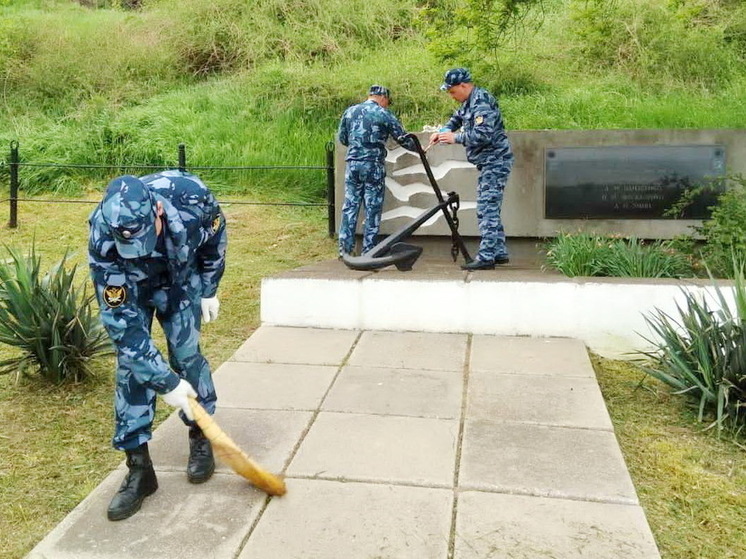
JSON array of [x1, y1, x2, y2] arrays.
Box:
[[2, 141, 336, 236]]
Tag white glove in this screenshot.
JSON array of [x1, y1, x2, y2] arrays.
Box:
[[162, 379, 197, 420], [201, 296, 220, 323]]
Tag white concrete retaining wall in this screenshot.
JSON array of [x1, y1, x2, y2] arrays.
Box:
[[261, 276, 736, 358]]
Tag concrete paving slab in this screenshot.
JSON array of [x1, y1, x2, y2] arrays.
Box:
[[467, 372, 614, 430], [238, 479, 453, 559], [459, 420, 639, 504], [322, 365, 463, 419], [287, 412, 458, 486], [28, 471, 265, 559], [213, 361, 337, 410], [26, 324, 662, 559], [231, 326, 359, 365], [348, 330, 467, 371], [149, 408, 312, 474], [454, 491, 660, 559], [470, 335, 594, 377]]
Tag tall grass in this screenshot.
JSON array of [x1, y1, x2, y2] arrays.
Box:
[[568, 0, 744, 89], [0, 3, 181, 116], [157, 0, 418, 75], [0, 0, 744, 198]]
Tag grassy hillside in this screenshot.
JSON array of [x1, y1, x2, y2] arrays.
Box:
[[0, 0, 745, 197]]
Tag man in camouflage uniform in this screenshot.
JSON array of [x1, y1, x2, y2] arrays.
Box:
[[338, 84, 416, 257], [88, 170, 227, 521], [431, 68, 514, 270]]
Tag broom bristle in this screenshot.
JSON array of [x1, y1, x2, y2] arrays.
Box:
[[188, 398, 287, 496]]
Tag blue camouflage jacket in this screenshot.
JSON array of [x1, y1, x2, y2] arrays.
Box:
[[88, 170, 227, 393], [338, 100, 415, 163], [444, 86, 513, 168]]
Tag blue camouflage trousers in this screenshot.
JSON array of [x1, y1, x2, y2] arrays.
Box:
[[114, 279, 216, 450], [475, 160, 513, 262], [338, 160, 386, 255]]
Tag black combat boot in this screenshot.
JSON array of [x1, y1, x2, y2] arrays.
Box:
[[107, 443, 158, 521], [187, 426, 215, 484]]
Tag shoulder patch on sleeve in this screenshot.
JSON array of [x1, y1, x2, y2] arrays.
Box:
[[475, 115, 484, 125], [103, 285, 127, 308]]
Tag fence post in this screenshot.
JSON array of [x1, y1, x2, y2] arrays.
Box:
[[8, 141, 19, 228], [178, 143, 186, 172], [325, 140, 335, 238]]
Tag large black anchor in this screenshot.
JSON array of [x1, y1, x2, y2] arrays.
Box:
[[342, 133, 472, 271]]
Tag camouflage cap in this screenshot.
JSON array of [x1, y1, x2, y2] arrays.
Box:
[[368, 84, 391, 99], [440, 68, 472, 91], [100, 175, 157, 259]]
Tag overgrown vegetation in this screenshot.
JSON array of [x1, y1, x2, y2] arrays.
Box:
[[0, 245, 111, 383], [1, 0, 745, 197]]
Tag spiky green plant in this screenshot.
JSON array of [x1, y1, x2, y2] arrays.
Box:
[[640, 257, 746, 435], [543, 232, 607, 276], [603, 236, 692, 279], [0, 245, 112, 383], [544, 232, 693, 278]]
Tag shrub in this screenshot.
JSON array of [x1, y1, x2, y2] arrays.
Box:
[[694, 177, 746, 279], [639, 258, 746, 435], [0, 245, 112, 383]]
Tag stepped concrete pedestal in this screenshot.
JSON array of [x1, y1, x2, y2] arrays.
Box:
[[261, 237, 728, 358]]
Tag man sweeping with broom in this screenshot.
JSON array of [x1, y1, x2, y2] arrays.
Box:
[[88, 170, 227, 521]]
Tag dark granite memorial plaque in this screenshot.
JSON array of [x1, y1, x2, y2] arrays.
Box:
[[545, 145, 726, 219]]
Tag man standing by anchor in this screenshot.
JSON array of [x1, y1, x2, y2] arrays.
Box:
[[88, 169, 227, 521], [431, 68, 514, 270], [337, 84, 416, 257]]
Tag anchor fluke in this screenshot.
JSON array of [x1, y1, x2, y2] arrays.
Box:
[[342, 242, 423, 272]]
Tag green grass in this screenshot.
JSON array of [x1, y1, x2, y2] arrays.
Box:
[[593, 355, 746, 559]]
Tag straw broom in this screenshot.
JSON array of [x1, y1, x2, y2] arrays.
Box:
[[188, 397, 287, 496]]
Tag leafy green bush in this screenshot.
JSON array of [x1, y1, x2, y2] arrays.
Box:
[[544, 232, 693, 278], [0, 245, 112, 383], [640, 260, 746, 435], [694, 177, 746, 279]]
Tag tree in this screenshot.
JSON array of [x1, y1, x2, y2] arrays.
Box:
[[419, 0, 545, 66]]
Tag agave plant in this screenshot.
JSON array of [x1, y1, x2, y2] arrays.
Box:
[[640, 256, 746, 435], [0, 244, 113, 383]]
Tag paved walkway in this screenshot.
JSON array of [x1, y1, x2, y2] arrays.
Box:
[[29, 326, 660, 559]]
